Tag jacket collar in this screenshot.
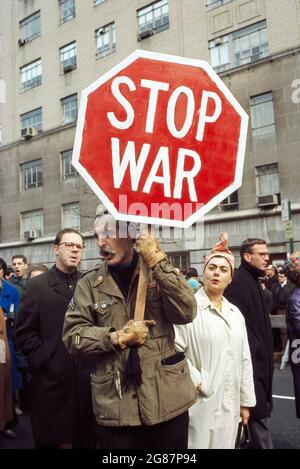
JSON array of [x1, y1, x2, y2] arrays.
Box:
[[47, 265, 81, 300], [92, 256, 141, 301], [196, 286, 236, 315]]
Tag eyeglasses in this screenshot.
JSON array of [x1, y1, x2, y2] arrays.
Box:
[[58, 242, 85, 251]]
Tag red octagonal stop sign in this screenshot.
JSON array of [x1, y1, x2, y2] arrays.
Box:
[[73, 50, 248, 228]]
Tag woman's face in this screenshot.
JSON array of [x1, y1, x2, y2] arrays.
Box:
[[204, 256, 232, 295]]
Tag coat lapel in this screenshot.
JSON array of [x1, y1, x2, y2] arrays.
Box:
[[47, 266, 76, 301]]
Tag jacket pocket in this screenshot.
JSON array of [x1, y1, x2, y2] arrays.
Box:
[[90, 371, 119, 421], [157, 358, 196, 417]]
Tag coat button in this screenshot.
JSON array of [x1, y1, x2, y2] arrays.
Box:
[[132, 393, 138, 399]]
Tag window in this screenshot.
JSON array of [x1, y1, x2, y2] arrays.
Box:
[[167, 252, 189, 272], [60, 0, 75, 23], [256, 164, 280, 197], [210, 21, 269, 71], [20, 59, 42, 92], [95, 23, 116, 58], [61, 94, 77, 123], [61, 149, 77, 179], [62, 203, 80, 230], [21, 210, 43, 238], [20, 160, 43, 190], [233, 21, 269, 66], [209, 36, 229, 71], [138, 0, 169, 37], [207, 0, 232, 10], [60, 42, 77, 72], [20, 108, 42, 132], [20, 11, 41, 42], [220, 190, 239, 211], [250, 92, 275, 137], [95, 0, 106, 5]]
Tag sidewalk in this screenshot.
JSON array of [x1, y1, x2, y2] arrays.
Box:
[[0, 412, 34, 449]]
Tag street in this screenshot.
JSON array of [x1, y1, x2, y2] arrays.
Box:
[[0, 364, 299, 450]]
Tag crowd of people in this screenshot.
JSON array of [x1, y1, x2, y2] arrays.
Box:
[[0, 209, 299, 449]]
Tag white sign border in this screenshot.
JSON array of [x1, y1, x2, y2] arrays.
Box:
[[73, 49, 248, 229]]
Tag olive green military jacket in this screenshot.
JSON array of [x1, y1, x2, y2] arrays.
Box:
[[62, 257, 197, 427]]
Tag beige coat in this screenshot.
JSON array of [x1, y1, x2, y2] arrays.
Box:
[[63, 258, 197, 427], [0, 306, 13, 431], [175, 288, 256, 449]]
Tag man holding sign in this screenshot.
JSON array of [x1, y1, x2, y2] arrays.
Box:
[[63, 205, 197, 449]]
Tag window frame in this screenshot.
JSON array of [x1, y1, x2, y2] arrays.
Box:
[[20, 58, 42, 92], [20, 107, 43, 132], [61, 94, 78, 124], [255, 163, 280, 197], [59, 0, 76, 23], [137, 0, 169, 36], [95, 22, 116, 58], [60, 41, 77, 72], [61, 149, 77, 179], [20, 11, 41, 42], [20, 159, 43, 191], [21, 209, 44, 239], [62, 202, 80, 230], [250, 92, 275, 137]]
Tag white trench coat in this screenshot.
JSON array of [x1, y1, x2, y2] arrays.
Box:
[[175, 288, 256, 449]]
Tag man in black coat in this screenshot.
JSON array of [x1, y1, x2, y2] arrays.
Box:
[[15, 229, 96, 449], [224, 238, 274, 449]]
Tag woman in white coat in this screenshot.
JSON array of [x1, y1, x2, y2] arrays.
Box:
[[175, 234, 256, 449]]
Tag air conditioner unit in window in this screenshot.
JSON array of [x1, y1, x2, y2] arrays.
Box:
[[63, 64, 76, 73], [257, 194, 279, 207], [18, 38, 26, 46], [138, 29, 154, 40], [21, 127, 37, 139], [24, 229, 41, 240]]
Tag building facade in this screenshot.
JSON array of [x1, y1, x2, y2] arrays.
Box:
[[0, 0, 299, 272]]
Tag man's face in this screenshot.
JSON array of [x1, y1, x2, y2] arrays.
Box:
[[204, 256, 232, 294], [12, 258, 28, 278], [54, 233, 84, 273], [94, 215, 134, 267], [266, 265, 276, 278], [244, 244, 269, 272], [278, 273, 286, 285]]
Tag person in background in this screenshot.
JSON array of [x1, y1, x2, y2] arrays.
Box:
[[273, 269, 295, 352], [259, 277, 274, 316], [4, 267, 14, 282], [175, 234, 255, 449], [62, 205, 197, 450], [266, 264, 278, 294], [15, 229, 96, 449], [0, 304, 16, 439], [0, 258, 21, 438], [283, 253, 300, 419], [186, 268, 201, 293], [26, 264, 49, 280], [10, 255, 28, 296], [224, 238, 274, 449]]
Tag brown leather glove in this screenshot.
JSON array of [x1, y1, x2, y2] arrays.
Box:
[[135, 235, 167, 268], [116, 319, 156, 349]]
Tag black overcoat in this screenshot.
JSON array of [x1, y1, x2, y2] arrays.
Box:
[[15, 266, 95, 444], [224, 261, 274, 421]]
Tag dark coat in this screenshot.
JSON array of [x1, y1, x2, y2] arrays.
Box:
[[15, 266, 95, 444], [286, 287, 300, 418], [224, 260, 274, 421]]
